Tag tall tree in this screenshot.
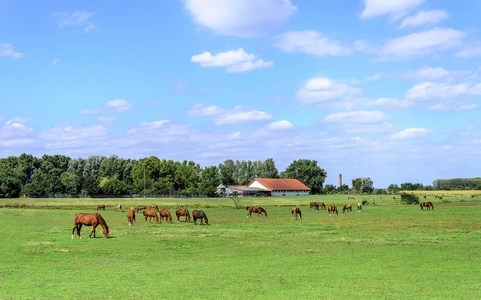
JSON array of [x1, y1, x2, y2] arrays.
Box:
[[219, 159, 236, 186], [281, 159, 326, 194], [198, 165, 220, 195]]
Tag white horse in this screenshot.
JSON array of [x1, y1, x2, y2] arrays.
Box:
[[357, 203, 362, 212], [118, 204, 122, 212]]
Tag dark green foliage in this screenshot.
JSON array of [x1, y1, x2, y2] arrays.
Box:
[[281, 159, 326, 194], [400, 192, 420, 204], [432, 178, 481, 190]]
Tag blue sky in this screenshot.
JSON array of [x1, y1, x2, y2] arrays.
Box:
[[1, 0, 481, 188]]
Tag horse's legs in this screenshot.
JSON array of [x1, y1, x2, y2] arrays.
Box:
[[72, 224, 78, 239], [89, 224, 97, 238]]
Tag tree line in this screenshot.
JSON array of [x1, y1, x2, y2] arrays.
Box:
[[0, 154, 327, 198]]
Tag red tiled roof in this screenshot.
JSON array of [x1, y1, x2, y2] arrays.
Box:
[[249, 178, 311, 191]]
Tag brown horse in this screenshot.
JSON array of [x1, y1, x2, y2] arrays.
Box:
[[246, 206, 267, 218], [317, 202, 326, 210], [159, 209, 172, 223], [291, 206, 302, 220], [97, 204, 105, 211], [137, 205, 146, 213], [176, 209, 191, 222], [342, 204, 352, 214], [71, 213, 109, 239], [150, 204, 159, 211], [328, 205, 338, 217], [192, 210, 209, 225], [127, 209, 136, 226], [420, 202, 434, 210], [309, 202, 318, 210], [143, 209, 159, 223], [357, 203, 362, 212]]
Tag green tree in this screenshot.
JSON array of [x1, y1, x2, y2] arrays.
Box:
[[131, 156, 162, 194], [360, 177, 374, 194], [324, 184, 336, 194], [198, 166, 220, 195], [352, 178, 362, 192], [281, 159, 327, 194], [219, 159, 236, 186], [0, 159, 23, 197]]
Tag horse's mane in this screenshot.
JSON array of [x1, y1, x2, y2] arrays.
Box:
[[97, 214, 109, 230]]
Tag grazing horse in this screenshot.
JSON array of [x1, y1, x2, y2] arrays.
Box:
[[192, 210, 209, 225], [150, 204, 159, 211], [71, 213, 109, 239], [291, 206, 302, 220], [328, 205, 338, 217], [137, 205, 146, 213], [357, 203, 362, 212], [176, 209, 191, 222], [159, 209, 172, 223], [246, 207, 267, 218], [127, 209, 136, 226], [420, 202, 434, 211], [97, 204, 105, 211], [117, 204, 122, 212], [309, 202, 318, 210], [143, 209, 159, 223], [317, 202, 326, 210], [342, 204, 352, 214]]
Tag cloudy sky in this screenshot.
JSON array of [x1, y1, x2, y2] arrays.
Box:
[[1, 0, 481, 188]]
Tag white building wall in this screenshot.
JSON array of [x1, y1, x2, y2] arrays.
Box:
[[271, 190, 310, 196], [248, 180, 269, 190]]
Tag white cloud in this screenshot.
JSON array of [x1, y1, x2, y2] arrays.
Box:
[[378, 28, 466, 60], [360, 0, 424, 20], [191, 48, 273, 73], [226, 59, 274, 73], [52, 11, 95, 32], [323, 111, 390, 124], [213, 106, 272, 125], [296, 77, 362, 108], [366, 66, 476, 82], [428, 102, 479, 112], [392, 128, 436, 140], [184, 0, 297, 37], [0, 43, 24, 59], [457, 41, 481, 58], [405, 82, 471, 102], [367, 98, 413, 109], [105, 99, 133, 113], [399, 10, 448, 28], [265, 120, 294, 131], [188, 104, 225, 117], [79, 108, 102, 115], [275, 31, 351, 56], [323, 111, 395, 136], [412, 66, 450, 80]]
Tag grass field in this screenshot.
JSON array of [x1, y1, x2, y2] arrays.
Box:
[[1, 195, 481, 299]]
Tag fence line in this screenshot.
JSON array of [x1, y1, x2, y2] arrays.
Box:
[[24, 193, 219, 199]]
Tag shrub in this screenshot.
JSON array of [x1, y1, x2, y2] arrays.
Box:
[[400, 192, 420, 204]]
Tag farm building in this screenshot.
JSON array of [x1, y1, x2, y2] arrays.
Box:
[[218, 178, 311, 197]]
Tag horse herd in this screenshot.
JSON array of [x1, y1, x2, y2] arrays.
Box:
[[72, 201, 435, 239]]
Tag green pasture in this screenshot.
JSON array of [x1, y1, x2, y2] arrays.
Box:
[[1, 196, 481, 299], [1, 193, 479, 210]]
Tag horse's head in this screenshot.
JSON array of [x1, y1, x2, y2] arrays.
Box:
[[245, 207, 250, 210], [103, 228, 110, 238]]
